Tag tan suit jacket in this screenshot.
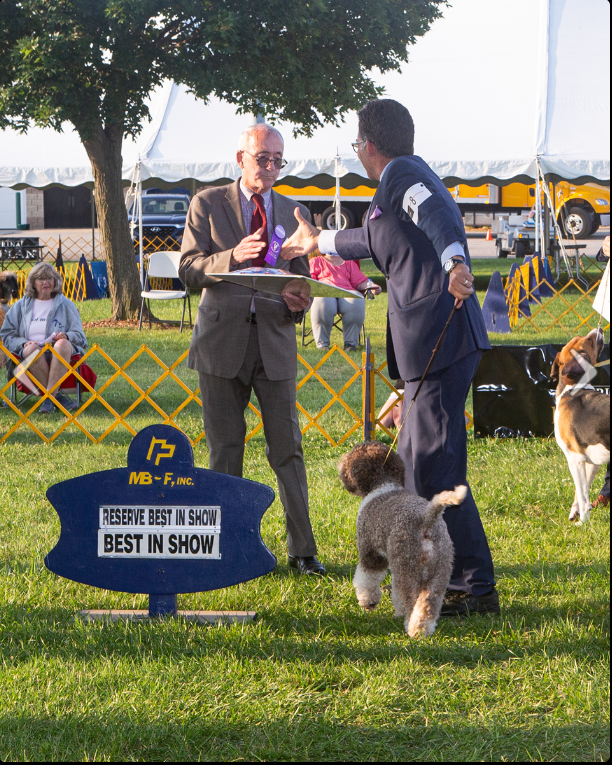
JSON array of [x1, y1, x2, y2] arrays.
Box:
[[179, 180, 311, 381]]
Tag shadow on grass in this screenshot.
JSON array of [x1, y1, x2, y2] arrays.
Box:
[[496, 561, 610, 579], [272, 563, 354, 581], [1, 592, 608, 670], [0, 714, 607, 762], [0, 427, 137, 448]]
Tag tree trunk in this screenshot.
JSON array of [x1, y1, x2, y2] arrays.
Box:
[[82, 124, 141, 320]]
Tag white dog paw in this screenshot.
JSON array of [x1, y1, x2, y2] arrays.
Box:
[[356, 591, 380, 611], [406, 620, 436, 638]]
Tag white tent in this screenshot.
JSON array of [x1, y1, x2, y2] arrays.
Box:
[[1, 0, 609, 189]]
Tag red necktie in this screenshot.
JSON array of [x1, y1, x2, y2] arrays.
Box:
[[250, 193, 268, 267]]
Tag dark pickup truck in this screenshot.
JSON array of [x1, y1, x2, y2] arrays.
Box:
[[129, 193, 191, 251]]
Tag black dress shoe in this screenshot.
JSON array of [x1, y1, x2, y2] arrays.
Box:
[[287, 555, 327, 575], [439, 587, 500, 617]]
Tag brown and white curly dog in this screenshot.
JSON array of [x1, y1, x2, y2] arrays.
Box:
[[338, 441, 466, 638]]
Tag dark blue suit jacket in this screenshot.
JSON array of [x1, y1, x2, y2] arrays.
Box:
[[335, 155, 490, 381]]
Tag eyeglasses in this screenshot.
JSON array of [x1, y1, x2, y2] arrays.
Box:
[[242, 151, 287, 170], [35, 277, 54, 283], [352, 139, 367, 153]]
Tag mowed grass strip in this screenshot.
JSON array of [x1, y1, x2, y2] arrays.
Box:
[[0, 436, 609, 761]]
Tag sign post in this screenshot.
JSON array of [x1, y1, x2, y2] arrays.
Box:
[[45, 425, 277, 623]]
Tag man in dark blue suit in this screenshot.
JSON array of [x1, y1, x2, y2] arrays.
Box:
[[281, 99, 498, 616]]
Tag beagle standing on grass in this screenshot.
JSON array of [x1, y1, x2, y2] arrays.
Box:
[[551, 328, 610, 524]]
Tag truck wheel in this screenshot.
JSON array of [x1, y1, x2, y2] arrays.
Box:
[[496, 240, 507, 258], [589, 216, 600, 236], [562, 207, 594, 238], [321, 206, 356, 230], [514, 241, 526, 258]]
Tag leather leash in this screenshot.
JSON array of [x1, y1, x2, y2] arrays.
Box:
[[385, 302, 459, 462]]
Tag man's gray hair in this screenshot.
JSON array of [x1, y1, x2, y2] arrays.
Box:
[[238, 123, 284, 151], [24, 262, 63, 299]]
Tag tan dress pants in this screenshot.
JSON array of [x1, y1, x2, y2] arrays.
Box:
[[198, 323, 317, 557]]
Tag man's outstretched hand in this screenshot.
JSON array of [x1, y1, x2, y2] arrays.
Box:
[[280, 208, 321, 260]]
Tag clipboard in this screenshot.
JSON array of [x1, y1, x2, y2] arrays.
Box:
[[207, 267, 364, 299]]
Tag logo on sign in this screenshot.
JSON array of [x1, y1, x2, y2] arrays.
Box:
[[146, 437, 175, 465]]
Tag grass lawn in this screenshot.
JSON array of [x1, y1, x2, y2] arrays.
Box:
[[0, 258, 609, 761]]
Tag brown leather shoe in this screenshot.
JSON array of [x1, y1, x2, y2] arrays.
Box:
[[439, 587, 500, 617], [288, 555, 327, 575], [592, 494, 609, 510]]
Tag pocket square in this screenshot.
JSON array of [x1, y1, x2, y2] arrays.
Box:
[[369, 206, 383, 220]]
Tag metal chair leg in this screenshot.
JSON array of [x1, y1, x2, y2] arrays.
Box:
[[11, 379, 35, 409], [301, 313, 314, 347], [180, 296, 186, 333], [138, 297, 145, 331]]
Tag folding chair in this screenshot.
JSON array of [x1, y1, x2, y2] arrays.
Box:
[[9, 353, 97, 409], [138, 251, 192, 332], [301, 303, 367, 348]]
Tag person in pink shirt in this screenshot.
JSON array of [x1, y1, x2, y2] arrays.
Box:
[[309, 254, 381, 351]]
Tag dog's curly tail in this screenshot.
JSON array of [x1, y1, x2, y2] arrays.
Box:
[[424, 486, 467, 526]]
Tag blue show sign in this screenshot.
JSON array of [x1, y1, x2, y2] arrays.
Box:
[[45, 425, 276, 612]]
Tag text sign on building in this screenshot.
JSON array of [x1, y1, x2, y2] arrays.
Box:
[[98, 505, 221, 558], [45, 425, 276, 595]]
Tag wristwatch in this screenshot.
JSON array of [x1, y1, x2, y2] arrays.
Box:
[[443, 257, 464, 275]]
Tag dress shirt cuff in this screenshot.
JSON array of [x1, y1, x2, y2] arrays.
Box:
[[318, 229, 339, 256], [440, 241, 466, 267]]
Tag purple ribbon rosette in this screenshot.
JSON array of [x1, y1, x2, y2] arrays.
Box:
[[264, 225, 286, 267]]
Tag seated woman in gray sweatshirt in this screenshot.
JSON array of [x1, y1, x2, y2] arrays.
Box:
[[1, 262, 87, 412]]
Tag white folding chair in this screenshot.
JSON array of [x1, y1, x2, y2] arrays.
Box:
[[138, 251, 192, 333]]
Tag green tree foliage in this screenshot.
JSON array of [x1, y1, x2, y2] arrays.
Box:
[[0, 0, 445, 319]]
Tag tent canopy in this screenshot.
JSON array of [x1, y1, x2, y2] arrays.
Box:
[[1, 0, 609, 189]]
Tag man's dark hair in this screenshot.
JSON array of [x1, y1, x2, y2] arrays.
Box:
[[358, 99, 414, 158]]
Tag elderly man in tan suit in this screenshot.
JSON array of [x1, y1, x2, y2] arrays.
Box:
[[179, 124, 325, 575]]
